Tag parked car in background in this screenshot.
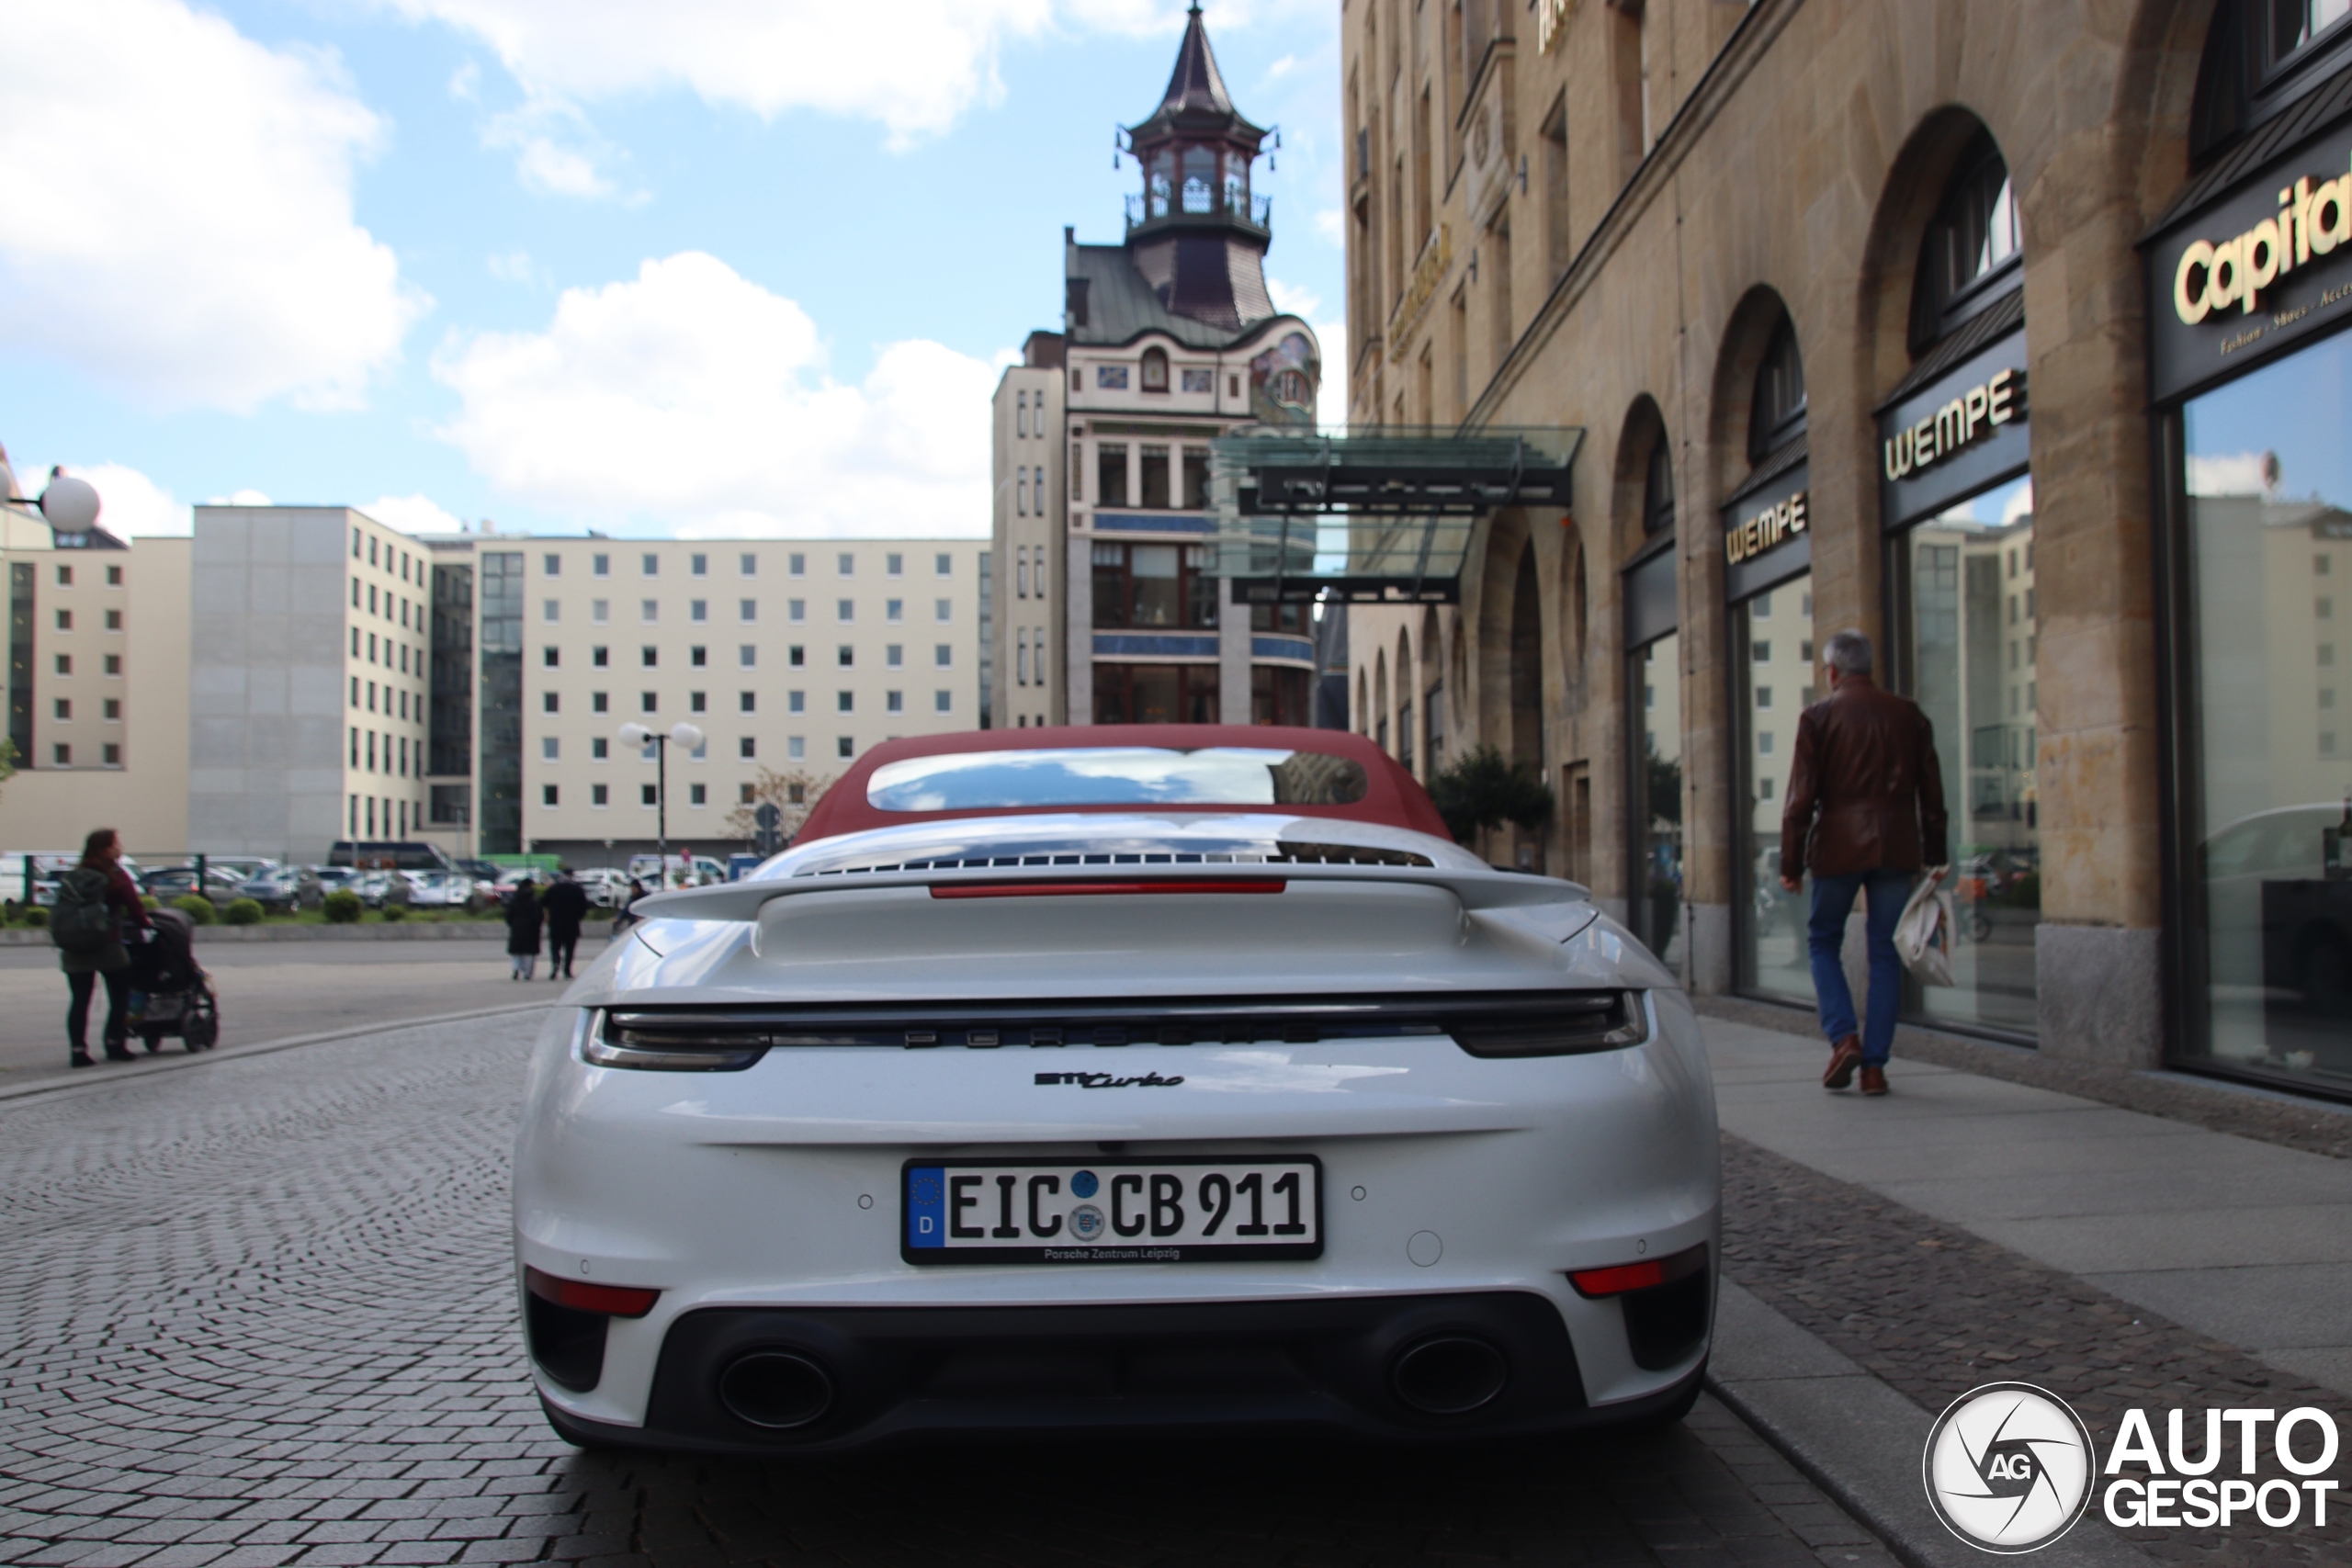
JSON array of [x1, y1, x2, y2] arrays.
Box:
[[401, 871, 474, 908], [348, 870, 413, 908], [141, 863, 251, 903], [0, 852, 78, 908], [571, 868, 630, 909], [238, 865, 322, 912]]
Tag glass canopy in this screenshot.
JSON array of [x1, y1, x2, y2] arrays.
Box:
[[1209, 426, 1583, 603]]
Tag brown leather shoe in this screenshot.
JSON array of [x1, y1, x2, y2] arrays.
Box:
[[1860, 1065, 1888, 1096], [1822, 1035, 1863, 1089]]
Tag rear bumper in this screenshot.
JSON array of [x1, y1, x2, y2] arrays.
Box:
[[534, 1289, 1706, 1455]]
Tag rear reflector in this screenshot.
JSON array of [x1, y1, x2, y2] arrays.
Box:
[[930, 879, 1286, 899], [1567, 1242, 1707, 1298], [525, 1265, 660, 1318]]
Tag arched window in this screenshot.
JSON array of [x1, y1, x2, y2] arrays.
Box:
[[1148, 151, 1174, 218], [1643, 433, 1675, 536], [1140, 346, 1170, 392], [1912, 133, 2021, 347], [1223, 152, 1250, 215], [1748, 311, 1807, 465]]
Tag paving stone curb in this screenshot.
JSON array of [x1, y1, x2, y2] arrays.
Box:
[[1707, 1281, 2159, 1568], [1720, 1131, 2352, 1565], [0, 1000, 556, 1109], [1692, 994, 2352, 1161]]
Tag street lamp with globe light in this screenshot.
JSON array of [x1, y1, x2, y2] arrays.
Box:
[[616, 721, 704, 887]]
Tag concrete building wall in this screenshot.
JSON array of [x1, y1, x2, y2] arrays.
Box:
[[190, 505, 426, 863], [992, 363, 1066, 728]]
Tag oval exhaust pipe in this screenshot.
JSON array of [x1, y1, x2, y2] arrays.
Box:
[[1391, 1334, 1508, 1416], [718, 1350, 835, 1430]]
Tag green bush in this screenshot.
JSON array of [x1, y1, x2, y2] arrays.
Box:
[[322, 889, 363, 924], [380, 901, 407, 921], [222, 897, 265, 926], [1427, 744, 1555, 845], [173, 894, 217, 926], [18, 904, 48, 928], [141, 895, 160, 910]]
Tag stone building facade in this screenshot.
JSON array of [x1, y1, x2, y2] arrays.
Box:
[[1341, 0, 2352, 1093]]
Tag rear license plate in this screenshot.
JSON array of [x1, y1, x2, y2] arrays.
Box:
[[901, 1157, 1322, 1265]]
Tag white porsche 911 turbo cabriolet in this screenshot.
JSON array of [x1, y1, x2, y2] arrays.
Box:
[[514, 724, 1718, 1452]]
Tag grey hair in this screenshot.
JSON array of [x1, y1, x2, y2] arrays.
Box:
[[1824, 630, 1873, 675]]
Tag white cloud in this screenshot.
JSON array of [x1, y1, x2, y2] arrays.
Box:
[[206, 490, 277, 507], [1267, 277, 1322, 318], [0, 0, 425, 412], [433, 252, 1001, 537], [1314, 207, 1346, 246], [487, 251, 538, 285], [361, 494, 470, 536], [379, 0, 1329, 147], [481, 91, 627, 199], [2188, 451, 2277, 497]]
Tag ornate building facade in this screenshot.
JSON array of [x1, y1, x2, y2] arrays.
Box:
[[991, 5, 1324, 729]]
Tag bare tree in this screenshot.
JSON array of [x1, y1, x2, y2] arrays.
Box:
[[722, 765, 840, 844]]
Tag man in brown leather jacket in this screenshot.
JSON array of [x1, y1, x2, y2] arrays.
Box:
[[1778, 630, 1948, 1095]]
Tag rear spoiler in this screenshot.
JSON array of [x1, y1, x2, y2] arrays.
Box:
[[632, 862, 1591, 921]]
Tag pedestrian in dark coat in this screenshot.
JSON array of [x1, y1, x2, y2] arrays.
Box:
[[505, 880, 544, 981], [1778, 630, 1949, 1098], [54, 827, 152, 1068], [541, 869, 590, 980]]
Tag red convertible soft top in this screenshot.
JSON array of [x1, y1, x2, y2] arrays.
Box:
[[794, 724, 1452, 844]]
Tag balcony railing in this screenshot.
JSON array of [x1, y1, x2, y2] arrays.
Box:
[[1125, 191, 1273, 235]]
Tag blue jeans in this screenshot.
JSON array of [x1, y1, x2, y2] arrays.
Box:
[[1807, 867, 1917, 1065]]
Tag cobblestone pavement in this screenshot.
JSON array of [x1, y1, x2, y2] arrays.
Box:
[[0, 1014, 1894, 1568], [1723, 1134, 2351, 1566], [1694, 997, 2352, 1162]]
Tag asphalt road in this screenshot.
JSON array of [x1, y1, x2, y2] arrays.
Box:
[[0, 1012, 1897, 1568], [0, 937, 614, 1082]]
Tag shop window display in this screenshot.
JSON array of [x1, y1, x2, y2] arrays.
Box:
[[2180, 335, 2352, 1088], [1895, 471, 2040, 1035], [1632, 634, 1684, 969], [1736, 581, 1815, 1003]]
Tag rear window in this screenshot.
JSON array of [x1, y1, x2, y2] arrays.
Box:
[[865, 746, 1372, 812]]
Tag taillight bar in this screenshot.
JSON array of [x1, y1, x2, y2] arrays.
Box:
[[1568, 1242, 1707, 1298], [930, 879, 1286, 899], [525, 1265, 660, 1318]]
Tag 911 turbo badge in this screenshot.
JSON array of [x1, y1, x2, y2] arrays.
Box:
[[1033, 1070, 1186, 1088]]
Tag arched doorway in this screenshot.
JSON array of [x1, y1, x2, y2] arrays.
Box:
[[1618, 397, 1681, 966], [1509, 541, 1546, 871]]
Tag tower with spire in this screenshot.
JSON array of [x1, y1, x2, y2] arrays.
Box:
[[989, 5, 1323, 733]]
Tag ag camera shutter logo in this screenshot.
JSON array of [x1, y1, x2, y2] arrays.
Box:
[[1923, 1382, 2095, 1552]]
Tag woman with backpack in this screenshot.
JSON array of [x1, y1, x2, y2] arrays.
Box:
[[52, 828, 151, 1068]]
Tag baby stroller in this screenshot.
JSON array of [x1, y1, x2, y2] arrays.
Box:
[[126, 908, 220, 1054]]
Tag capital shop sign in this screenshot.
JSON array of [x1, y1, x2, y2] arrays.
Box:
[[2147, 127, 2352, 402]]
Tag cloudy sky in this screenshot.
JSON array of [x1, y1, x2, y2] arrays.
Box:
[[0, 0, 1343, 540]]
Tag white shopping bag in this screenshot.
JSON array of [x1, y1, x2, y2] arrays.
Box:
[[1894, 866, 1956, 987]]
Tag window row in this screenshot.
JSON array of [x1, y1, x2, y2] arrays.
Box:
[[536, 688, 952, 721], [49, 653, 124, 676], [46, 743, 122, 767], [1091, 445, 1212, 511], [349, 677, 424, 720], [51, 608, 124, 631], [352, 528, 424, 589], [1090, 354, 1231, 398], [536, 643, 956, 670], [46, 697, 122, 721], [351, 576, 421, 631], [549, 550, 957, 580], [352, 626, 422, 676], [49, 564, 124, 587], [537, 597, 957, 626], [349, 727, 422, 777]]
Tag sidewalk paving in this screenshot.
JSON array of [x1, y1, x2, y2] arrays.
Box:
[[1702, 1012, 2352, 1566], [1705, 1016, 2352, 1399]]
